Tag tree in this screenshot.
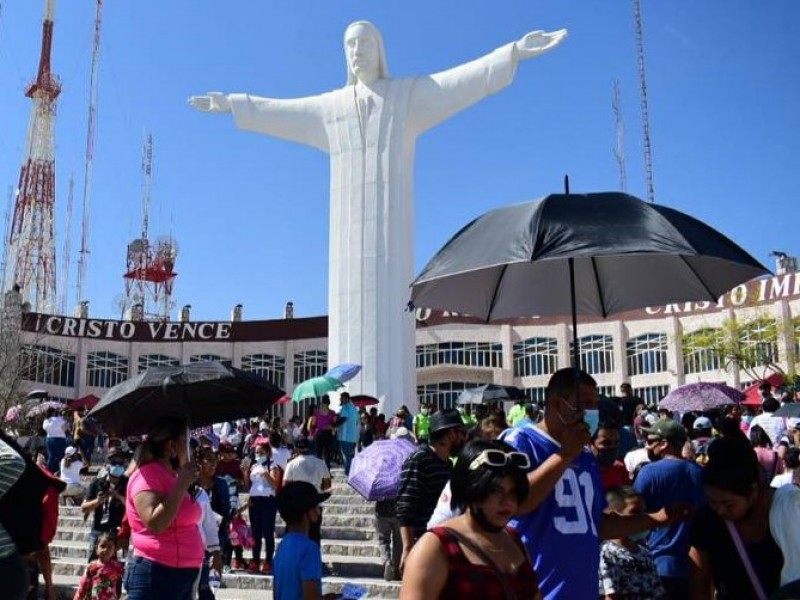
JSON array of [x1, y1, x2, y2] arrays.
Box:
[[682, 313, 798, 385]]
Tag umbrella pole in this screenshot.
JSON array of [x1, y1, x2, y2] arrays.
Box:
[[569, 257, 579, 370]]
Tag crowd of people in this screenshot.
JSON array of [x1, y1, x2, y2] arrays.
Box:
[[0, 374, 799, 599]]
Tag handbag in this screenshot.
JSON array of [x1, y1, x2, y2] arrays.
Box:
[[724, 520, 768, 600], [442, 527, 518, 600]]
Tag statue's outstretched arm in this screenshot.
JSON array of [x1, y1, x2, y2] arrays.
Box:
[[408, 28, 567, 135], [189, 91, 329, 153]]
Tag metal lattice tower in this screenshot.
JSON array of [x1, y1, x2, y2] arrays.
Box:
[[612, 79, 628, 192], [76, 0, 103, 306], [633, 0, 656, 203], [5, 0, 60, 312], [123, 135, 178, 321]]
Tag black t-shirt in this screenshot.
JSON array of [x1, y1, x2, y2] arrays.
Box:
[[690, 503, 783, 599], [84, 475, 128, 532]]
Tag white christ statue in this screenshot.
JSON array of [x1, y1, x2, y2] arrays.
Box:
[[190, 21, 567, 414]]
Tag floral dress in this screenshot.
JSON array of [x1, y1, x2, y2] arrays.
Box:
[[73, 559, 124, 600]]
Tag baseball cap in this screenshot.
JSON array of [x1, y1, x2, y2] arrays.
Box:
[[641, 419, 688, 443], [278, 481, 330, 516], [693, 416, 713, 431], [64, 446, 77, 457], [392, 426, 413, 441]]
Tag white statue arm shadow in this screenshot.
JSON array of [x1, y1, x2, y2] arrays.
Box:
[[407, 42, 519, 136], [228, 93, 330, 153]]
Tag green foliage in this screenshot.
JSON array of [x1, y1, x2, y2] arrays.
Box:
[[681, 314, 794, 382]]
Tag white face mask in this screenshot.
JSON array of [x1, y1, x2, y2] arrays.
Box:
[[421, 409, 429, 416]]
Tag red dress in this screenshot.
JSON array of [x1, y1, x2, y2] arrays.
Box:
[[429, 526, 540, 599]]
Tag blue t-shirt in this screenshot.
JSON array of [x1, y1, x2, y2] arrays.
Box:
[[502, 425, 606, 600], [633, 458, 705, 579], [273, 532, 322, 600], [337, 403, 359, 443]]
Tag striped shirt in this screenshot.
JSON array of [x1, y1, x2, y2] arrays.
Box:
[[396, 446, 452, 534], [0, 438, 26, 558]]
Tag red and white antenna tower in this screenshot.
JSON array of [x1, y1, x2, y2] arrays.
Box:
[[633, 0, 656, 203], [75, 0, 103, 306], [5, 0, 60, 312], [122, 135, 178, 321]]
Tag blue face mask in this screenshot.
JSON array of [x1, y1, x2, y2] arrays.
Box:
[[255, 455, 268, 466], [583, 409, 600, 435], [109, 465, 125, 478]]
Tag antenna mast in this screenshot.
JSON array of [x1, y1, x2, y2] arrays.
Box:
[[58, 173, 74, 314], [76, 0, 103, 304], [633, 0, 656, 203], [612, 80, 627, 192]]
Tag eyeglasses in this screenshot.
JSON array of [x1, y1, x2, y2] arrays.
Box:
[[468, 449, 531, 471]]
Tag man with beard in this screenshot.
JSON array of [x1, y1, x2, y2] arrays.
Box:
[[634, 419, 705, 599], [396, 408, 466, 572]]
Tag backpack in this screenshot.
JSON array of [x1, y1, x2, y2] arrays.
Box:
[[0, 430, 66, 554]]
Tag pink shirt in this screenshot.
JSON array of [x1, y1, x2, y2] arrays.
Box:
[[126, 462, 204, 568], [315, 410, 337, 431]]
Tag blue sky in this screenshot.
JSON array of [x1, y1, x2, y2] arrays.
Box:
[[0, 1, 798, 321]]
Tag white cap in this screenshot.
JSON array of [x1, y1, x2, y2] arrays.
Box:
[[392, 426, 412, 440], [64, 446, 77, 456], [787, 417, 800, 430]]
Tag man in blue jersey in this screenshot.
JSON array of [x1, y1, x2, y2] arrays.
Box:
[[502, 368, 687, 600]]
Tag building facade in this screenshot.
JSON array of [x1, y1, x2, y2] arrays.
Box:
[[12, 272, 800, 414]]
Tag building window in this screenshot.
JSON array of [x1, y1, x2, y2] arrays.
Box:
[[739, 319, 778, 368], [416, 381, 479, 411], [138, 354, 180, 373], [683, 328, 723, 374], [416, 342, 503, 369], [189, 354, 231, 367], [627, 333, 668, 376], [634, 385, 670, 406], [571, 335, 615, 375], [242, 353, 286, 390], [524, 387, 548, 404], [293, 350, 328, 383], [513, 337, 559, 377], [20, 345, 76, 388], [794, 318, 800, 361], [87, 351, 129, 388]]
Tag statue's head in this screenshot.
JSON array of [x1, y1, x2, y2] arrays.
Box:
[[344, 21, 389, 86]]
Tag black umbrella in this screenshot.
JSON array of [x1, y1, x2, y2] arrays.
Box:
[[456, 384, 527, 405], [88, 361, 284, 436], [411, 192, 770, 368]]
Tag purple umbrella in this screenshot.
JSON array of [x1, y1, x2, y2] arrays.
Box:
[[659, 382, 744, 413], [347, 437, 417, 501]]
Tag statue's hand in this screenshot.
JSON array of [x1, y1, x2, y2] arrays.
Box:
[[188, 91, 231, 113], [515, 29, 568, 60]]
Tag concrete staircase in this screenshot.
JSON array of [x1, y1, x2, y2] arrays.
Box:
[[46, 469, 401, 599]]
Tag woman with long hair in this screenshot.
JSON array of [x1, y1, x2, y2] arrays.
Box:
[[689, 436, 783, 599], [401, 439, 542, 599], [123, 417, 204, 600], [311, 397, 337, 469], [750, 424, 784, 484]]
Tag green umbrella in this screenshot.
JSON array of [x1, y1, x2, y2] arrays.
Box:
[[292, 375, 343, 402]]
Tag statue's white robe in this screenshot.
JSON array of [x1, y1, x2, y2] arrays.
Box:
[[229, 43, 519, 413]]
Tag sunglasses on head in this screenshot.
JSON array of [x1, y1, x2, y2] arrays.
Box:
[[468, 449, 531, 471]]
